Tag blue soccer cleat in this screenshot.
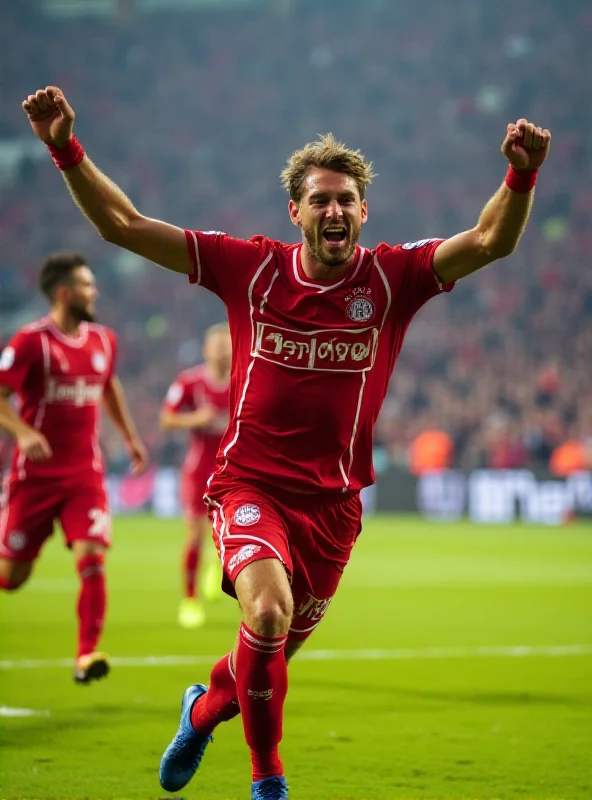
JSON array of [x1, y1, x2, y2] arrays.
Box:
[[251, 776, 289, 799], [159, 683, 212, 792]]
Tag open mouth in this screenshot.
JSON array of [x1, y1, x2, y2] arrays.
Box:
[[323, 226, 347, 243]]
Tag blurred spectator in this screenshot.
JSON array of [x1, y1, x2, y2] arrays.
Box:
[[409, 430, 454, 475]]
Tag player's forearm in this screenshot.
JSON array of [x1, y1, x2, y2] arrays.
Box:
[[0, 399, 31, 441], [61, 156, 142, 243], [160, 410, 210, 431], [475, 181, 534, 259], [102, 379, 139, 443]]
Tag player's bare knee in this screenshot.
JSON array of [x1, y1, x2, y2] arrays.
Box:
[[0, 559, 33, 591], [71, 540, 107, 560], [248, 593, 293, 638]]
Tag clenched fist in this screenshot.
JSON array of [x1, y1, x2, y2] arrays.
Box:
[[501, 119, 551, 171], [22, 86, 76, 147]]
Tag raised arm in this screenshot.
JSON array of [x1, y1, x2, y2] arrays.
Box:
[[433, 119, 551, 284], [22, 86, 191, 274]]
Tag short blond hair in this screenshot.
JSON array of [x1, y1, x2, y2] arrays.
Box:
[[280, 133, 375, 203], [205, 322, 230, 339]]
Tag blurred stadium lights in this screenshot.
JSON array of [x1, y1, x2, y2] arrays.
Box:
[[41, 0, 268, 16]]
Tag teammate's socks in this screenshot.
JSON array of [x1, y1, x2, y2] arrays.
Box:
[[236, 622, 288, 780], [190, 652, 240, 735], [76, 552, 107, 657], [184, 543, 200, 598]]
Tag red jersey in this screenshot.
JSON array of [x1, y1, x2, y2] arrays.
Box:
[[162, 364, 230, 474], [185, 231, 454, 493], [0, 317, 117, 481]]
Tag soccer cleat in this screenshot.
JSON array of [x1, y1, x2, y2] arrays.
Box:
[[159, 684, 212, 792], [73, 651, 110, 684], [251, 776, 289, 799], [202, 559, 222, 602], [178, 597, 206, 629]]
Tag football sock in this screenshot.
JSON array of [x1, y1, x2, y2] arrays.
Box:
[[76, 552, 106, 658], [184, 543, 200, 599], [236, 622, 288, 780], [190, 652, 240, 735]]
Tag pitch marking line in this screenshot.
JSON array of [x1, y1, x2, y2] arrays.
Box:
[[0, 705, 50, 717], [1, 644, 591, 671]]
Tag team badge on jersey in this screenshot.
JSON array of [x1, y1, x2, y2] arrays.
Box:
[[7, 531, 27, 551], [91, 352, 107, 373], [234, 504, 261, 526], [346, 297, 375, 322], [0, 347, 15, 371], [345, 287, 375, 323]]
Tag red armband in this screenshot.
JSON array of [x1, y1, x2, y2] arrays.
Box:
[[505, 165, 538, 193], [47, 136, 85, 171]]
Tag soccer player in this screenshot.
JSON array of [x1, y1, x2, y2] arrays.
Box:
[[160, 322, 231, 628], [22, 86, 550, 798], [0, 252, 148, 684]]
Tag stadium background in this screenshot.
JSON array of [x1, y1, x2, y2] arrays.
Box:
[[1, 1, 591, 799]]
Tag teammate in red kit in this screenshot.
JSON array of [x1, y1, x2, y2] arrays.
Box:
[[22, 85, 551, 798], [0, 252, 148, 684], [160, 323, 231, 629]]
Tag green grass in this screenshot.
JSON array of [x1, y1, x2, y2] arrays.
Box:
[[1, 514, 592, 799]]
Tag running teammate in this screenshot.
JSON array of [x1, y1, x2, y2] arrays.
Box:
[[160, 323, 231, 628], [0, 252, 148, 683]]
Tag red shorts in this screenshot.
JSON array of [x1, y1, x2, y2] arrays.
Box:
[[181, 460, 216, 518], [0, 473, 111, 562], [205, 474, 363, 641]]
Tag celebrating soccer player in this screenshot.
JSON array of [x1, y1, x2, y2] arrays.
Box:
[[0, 252, 148, 684], [160, 322, 231, 628], [22, 85, 550, 798]]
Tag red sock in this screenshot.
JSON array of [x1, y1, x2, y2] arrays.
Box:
[[0, 575, 14, 590], [235, 622, 288, 781], [184, 543, 200, 598], [76, 553, 106, 658], [191, 652, 240, 734]]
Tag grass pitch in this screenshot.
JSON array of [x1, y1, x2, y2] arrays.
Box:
[[1, 514, 591, 799]]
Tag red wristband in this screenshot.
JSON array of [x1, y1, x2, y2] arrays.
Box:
[[47, 135, 85, 171], [505, 165, 538, 193]]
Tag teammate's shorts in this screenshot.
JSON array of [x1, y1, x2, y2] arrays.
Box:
[[205, 473, 363, 642], [180, 461, 216, 518], [0, 473, 111, 562]]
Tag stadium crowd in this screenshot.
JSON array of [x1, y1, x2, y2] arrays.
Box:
[[1, 0, 591, 473]]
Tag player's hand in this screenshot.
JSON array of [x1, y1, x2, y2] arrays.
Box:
[[501, 119, 551, 171], [16, 429, 52, 462], [21, 86, 75, 146], [125, 437, 149, 476]]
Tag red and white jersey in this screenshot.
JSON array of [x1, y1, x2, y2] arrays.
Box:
[[162, 364, 230, 474], [185, 231, 454, 493], [0, 317, 117, 481]]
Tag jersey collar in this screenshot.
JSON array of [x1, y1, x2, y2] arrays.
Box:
[[46, 317, 89, 348], [292, 245, 366, 294]]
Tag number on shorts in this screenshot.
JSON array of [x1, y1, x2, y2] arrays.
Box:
[[88, 508, 110, 537]]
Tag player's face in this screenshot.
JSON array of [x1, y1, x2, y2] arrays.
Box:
[[65, 266, 99, 323], [204, 331, 232, 375], [290, 168, 368, 269]]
